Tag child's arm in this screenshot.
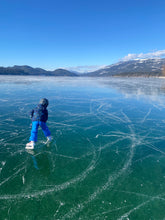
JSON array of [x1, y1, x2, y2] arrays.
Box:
[[45, 109, 48, 121], [30, 109, 34, 119]]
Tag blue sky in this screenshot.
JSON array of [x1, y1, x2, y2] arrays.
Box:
[[0, 0, 165, 72]]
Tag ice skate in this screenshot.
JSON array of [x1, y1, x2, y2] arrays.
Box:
[[25, 141, 35, 150], [45, 136, 52, 147], [47, 136, 52, 142]]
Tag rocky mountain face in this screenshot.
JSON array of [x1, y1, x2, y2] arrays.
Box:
[[86, 59, 165, 77]]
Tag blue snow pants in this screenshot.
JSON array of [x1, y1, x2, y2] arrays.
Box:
[[29, 121, 51, 142]]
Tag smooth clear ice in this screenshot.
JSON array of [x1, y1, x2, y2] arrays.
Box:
[[1, 76, 165, 219]]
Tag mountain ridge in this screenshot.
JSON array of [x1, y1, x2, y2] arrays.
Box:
[[1, 58, 165, 77], [86, 58, 165, 77], [0, 65, 77, 76]]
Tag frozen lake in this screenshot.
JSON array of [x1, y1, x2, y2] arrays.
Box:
[[1, 76, 165, 219]]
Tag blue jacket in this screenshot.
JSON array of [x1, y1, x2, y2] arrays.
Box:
[[30, 104, 48, 122]]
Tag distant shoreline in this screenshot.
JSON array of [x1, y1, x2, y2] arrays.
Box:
[[1, 74, 165, 78], [1, 58, 165, 77]]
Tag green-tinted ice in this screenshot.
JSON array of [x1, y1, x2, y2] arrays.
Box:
[[1, 76, 165, 219]]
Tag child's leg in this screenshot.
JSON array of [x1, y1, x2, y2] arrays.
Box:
[[39, 121, 51, 137], [29, 121, 39, 142]]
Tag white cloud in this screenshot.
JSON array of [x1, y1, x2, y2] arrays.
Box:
[[65, 65, 106, 73], [121, 50, 165, 61]]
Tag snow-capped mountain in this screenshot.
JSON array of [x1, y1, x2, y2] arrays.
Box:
[[1, 58, 165, 77], [86, 58, 165, 77]]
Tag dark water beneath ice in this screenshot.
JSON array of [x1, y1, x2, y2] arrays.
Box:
[[1, 76, 165, 219]]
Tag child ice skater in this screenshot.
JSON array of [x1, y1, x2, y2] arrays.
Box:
[[26, 98, 52, 149]]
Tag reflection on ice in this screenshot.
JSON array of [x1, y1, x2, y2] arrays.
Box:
[[1, 76, 165, 219], [98, 77, 165, 98]]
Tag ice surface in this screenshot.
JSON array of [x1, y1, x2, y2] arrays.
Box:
[[1, 76, 165, 219]]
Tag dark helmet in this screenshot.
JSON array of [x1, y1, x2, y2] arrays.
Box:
[[39, 98, 49, 107]]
